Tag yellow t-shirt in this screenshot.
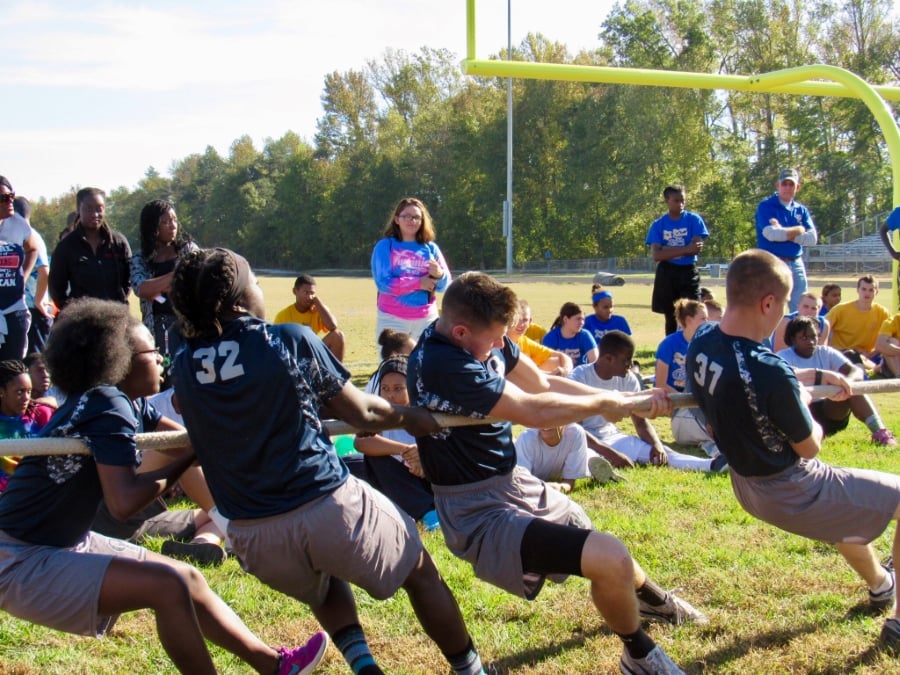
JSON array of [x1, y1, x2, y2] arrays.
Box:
[[273, 304, 327, 335], [524, 323, 547, 342], [879, 315, 900, 340], [515, 335, 554, 367], [826, 301, 891, 352]]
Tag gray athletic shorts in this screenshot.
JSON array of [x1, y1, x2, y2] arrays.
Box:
[[0, 528, 146, 636], [432, 465, 592, 599], [227, 475, 422, 606], [731, 458, 900, 544]]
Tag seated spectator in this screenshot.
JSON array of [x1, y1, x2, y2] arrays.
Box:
[[274, 273, 345, 361], [876, 311, 900, 378], [23, 352, 61, 407], [820, 283, 841, 316], [699, 287, 715, 303], [584, 290, 632, 341], [542, 301, 598, 365], [772, 291, 830, 352], [0, 360, 54, 493], [654, 300, 720, 457], [353, 356, 436, 527], [826, 275, 891, 365], [508, 299, 573, 376], [778, 316, 896, 446], [514, 424, 622, 493], [364, 327, 416, 393], [704, 298, 723, 322], [570, 331, 727, 472]]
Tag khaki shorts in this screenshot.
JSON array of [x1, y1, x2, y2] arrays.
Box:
[[227, 476, 422, 606], [732, 458, 900, 544], [0, 529, 146, 636], [432, 466, 592, 600]]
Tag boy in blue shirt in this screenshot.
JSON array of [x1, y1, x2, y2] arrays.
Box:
[[646, 185, 708, 335]]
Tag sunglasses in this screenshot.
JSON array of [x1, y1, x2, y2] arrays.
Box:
[[0, 193, 15, 204]]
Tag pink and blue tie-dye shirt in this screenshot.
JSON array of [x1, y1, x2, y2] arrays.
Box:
[[371, 238, 450, 320]]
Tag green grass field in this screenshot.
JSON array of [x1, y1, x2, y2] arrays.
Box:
[[2, 272, 900, 673]]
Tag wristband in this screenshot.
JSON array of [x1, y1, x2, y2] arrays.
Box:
[[814, 369, 822, 386]]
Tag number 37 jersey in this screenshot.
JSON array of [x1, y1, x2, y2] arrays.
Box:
[[685, 323, 814, 478], [173, 316, 350, 520]]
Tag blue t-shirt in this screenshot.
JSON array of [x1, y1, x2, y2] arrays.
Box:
[[655, 330, 690, 391], [686, 324, 813, 477], [173, 317, 350, 520], [0, 386, 156, 547], [754, 193, 815, 259], [645, 211, 709, 266], [541, 327, 597, 365], [408, 323, 520, 486], [584, 314, 631, 341]]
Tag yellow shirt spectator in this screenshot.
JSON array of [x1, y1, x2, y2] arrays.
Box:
[[273, 304, 327, 335], [827, 301, 890, 353]]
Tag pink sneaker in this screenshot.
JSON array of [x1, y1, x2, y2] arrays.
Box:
[[278, 631, 329, 675], [872, 428, 897, 447]]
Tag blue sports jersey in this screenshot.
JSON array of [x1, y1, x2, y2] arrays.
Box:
[[408, 322, 520, 485], [541, 327, 597, 365], [173, 317, 350, 520], [686, 324, 813, 477], [645, 211, 709, 265], [655, 330, 690, 391], [0, 387, 158, 547], [583, 314, 632, 341]]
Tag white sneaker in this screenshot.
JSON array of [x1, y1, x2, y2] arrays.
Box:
[[589, 456, 625, 484], [638, 590, 709, 625], [620, 646, 685, 674]]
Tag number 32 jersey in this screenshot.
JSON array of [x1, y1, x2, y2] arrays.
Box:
[[173, 316, 350, 520], [685, 323, 813, 478]]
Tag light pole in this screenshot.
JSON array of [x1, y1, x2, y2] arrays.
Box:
[[503, 0, 513, 274]]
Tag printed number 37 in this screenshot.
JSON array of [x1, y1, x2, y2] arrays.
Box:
[[692, 353, 722, 395], [194, 341, 245, 384]]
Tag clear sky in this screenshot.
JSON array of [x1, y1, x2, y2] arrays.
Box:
[[5, 0, 615, 201]]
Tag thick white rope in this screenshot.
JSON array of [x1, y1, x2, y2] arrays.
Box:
[[0, 380, 896, 457]]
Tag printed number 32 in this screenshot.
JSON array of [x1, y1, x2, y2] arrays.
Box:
[[692, 353, 722, 395], [194, 341, 245, 384]]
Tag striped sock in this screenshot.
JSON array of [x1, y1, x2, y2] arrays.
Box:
[[332, 624, 382, 675], [446, 640, 485, 675]]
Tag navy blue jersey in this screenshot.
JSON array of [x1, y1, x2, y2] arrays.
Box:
[[686, 323, 813, 477], [0, 386, 158, 547], [408, 322, 520, 485], [172, 317, 349, 520]]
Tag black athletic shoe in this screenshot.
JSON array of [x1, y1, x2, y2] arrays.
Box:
[[161, 540, 227, 566]]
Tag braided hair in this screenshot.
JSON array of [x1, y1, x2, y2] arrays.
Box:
[[171, 248, 248, 340], [0, 360, 27, 388]]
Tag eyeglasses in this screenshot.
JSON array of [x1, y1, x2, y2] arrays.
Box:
[[133, 347, 160, 358], [398, 214, 422, 222], [0, 193, 15, 204]]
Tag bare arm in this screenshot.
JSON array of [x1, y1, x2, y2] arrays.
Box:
[[354, 433, 414, 457], [630, 414, 668, 466], [313, 300, 339, 333], [650, 238, 703, 262], [654, 359, 678, 394], [135, 271, 175, 301], [21, 231, 38, 282], [324, 381, 438, 437], [96, 449, 197, 521], [34, 265, 50, 317], [876, 334, 900, 357]]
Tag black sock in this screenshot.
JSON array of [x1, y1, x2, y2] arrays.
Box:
[[617, 628, 656, 659], [636, 578, 668, 607], [446, 639, 485, 674], [332, 624, 383, 675]]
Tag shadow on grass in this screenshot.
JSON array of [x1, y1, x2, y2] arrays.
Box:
[[687, 622, 820, 671], [486, 625, 607, 673]]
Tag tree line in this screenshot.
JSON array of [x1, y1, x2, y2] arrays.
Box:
[[27, 0, 900, 272]]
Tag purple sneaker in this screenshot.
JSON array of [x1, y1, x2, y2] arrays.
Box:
[[872, 428, 897, 447], [278, 631, 329, 675]]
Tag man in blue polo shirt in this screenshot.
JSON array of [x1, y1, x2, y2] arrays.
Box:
[[755, 168, 817, 312]]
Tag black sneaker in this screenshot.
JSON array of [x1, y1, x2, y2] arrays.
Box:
[[880, 617, 900, 651], [161, 540, 227, 566]]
